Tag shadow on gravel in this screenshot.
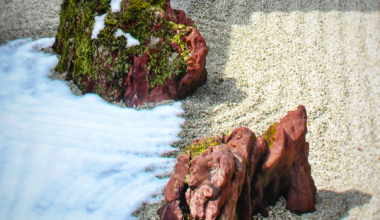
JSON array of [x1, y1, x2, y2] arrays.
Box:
[[175, 0, 380, 151], [134, 188, 372, 219], [182, 3, 380, 151], [170, 76, 248, 153], [314, 189, 372, 219]]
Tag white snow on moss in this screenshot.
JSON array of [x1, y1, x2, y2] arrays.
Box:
[[91, 13, 107, 39], [110, 0, 123, 13], [0, 38, 184, 220], [114, 29, 140, 48]]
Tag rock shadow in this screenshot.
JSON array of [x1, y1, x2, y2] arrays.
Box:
[[311, 189, 373, 219], [250, 189, 372, 219], [170, 76, 248, 152], [172, 0, 379, 149]]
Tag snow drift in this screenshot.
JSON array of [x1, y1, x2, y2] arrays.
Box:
[[0, 38, 184, 220]]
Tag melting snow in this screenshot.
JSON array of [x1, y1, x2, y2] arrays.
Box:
[[91, 13, 107, 39], [0, 38, 184, 219], [114, 29, 140, 48], [110, 0, 123, 13]]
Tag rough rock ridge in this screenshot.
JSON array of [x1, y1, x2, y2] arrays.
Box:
[[53, 0, 208, 107], [158, 106, 317, 219]]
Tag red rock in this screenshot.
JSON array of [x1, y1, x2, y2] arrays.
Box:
[[217, 148, 246, 220], [170, 28, 208, 100], [158, 106, 317, 219], [186, 145, 235, 220], [225, 127, 256, 161], [157, 201, 183, 220], [159, 153, 190, 220], [286, 142, 317, 214], [251, 105, 317, 215], [165, 153, 191, 203], [124, 53, 150, 107], [237, 135, 267, 220]]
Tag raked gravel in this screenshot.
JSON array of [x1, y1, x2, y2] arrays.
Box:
[[1, 0, 379, 219]]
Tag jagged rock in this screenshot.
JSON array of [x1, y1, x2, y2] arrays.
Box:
[[53, 0, 208, 107], [158, 106, 317, 219], [158, 153, 191, 220], [253, 105, 317, 215]]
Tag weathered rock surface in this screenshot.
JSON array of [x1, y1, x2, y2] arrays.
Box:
[[53, 0, 208, 107], [158, 106, 317, 219], [158, 153, 191, 220]]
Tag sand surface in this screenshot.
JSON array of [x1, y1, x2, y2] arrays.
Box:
[[1, 0, 379, 219]]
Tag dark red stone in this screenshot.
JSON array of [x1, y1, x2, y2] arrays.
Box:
[[157, 201, 183, 220], [251, 105, 317, 215], [159, 106, 317, 219], [186, 145, 235, 220], [174, 28, 208, 99], [165, 153, 191, 203], [158, 153, 190, 220]]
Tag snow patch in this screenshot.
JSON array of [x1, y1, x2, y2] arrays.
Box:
[[110, 0, 123, 13], [0, 38, 184, 220], [114, 29, 140, 48], [91, 13, 107, 39]]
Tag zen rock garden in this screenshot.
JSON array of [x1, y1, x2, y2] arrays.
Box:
[[54, 0, 317, 219]]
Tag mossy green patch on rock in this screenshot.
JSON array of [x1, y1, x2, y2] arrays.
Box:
[[53, 0, 208, 106], [182, 137, 220, 159], [263, 122, 277, 147]]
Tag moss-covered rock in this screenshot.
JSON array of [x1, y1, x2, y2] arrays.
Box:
[[53, 0, 208, 107]]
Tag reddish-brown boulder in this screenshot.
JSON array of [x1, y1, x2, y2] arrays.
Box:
[[53, 0, 208, 107], [251, 105, 317, 215], [158, 106, 317, 219]]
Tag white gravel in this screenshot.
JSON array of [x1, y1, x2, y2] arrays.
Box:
[[1, 0, 379, 219], [0, 0, 60, 44]]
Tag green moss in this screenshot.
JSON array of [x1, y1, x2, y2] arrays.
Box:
[[182, 137, 220, 159], [53, 0, 192, 101], [263, 122, 277, 147]]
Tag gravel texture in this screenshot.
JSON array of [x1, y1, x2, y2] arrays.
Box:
[[0, 0, 60, 44], [1, 0, 379, 219]]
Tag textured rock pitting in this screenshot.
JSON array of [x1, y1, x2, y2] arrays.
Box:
[[158, 106, 317, 219]]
